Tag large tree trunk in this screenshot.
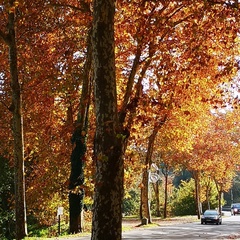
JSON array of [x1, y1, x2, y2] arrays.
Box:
[[140, 170, 151, 223], [91, 0, 125, 239], [69, 191, 84, 233], [8, 1, 27, 239], [68, 27, 92, 234], [68, 132, 86, 234]]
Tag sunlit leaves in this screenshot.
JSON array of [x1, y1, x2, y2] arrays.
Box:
[[1, 0, 240, 224]]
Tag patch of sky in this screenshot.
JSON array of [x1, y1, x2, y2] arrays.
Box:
[[55, 61, 67, 75], [142, 69, 158, 92], [0, 72, 5, 94], [0, 72, 4, 80], [211, 66, 240, 114], [73, 51, 85, 60]]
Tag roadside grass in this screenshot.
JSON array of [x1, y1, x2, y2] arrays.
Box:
[[23, 215, 198, 239]]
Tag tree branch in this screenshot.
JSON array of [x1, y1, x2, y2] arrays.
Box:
[[207, 0, 239, 8], [0, 100, 11, 111], [0, 29, 9, 45], [49, 0, 91, 13]]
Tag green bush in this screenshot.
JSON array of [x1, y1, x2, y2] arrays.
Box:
[[171, 178, 220, 216], [123, 189, 140, 216], [0, 156, 15, 239], [171, 179, 197, 216]]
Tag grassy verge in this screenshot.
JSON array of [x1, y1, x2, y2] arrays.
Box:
[[23, 215, 198, 239]]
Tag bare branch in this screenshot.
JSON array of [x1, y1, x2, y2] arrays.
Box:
[[0, 100, 10, 111]]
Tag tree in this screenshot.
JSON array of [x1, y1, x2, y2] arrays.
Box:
[[0, 0, 94, 233], [140, 116, 167, 223], [91, 0, 128, 239], [116, 0, 240, 224], [1, 0, 240, 237], [68, 27, 92, 234], [0, 1, 27, 238]]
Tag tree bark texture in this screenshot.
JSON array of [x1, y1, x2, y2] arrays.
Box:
[[8, 1, 27, 238], [69, 191, 84, 233], [140, 170, 151, 223], [91, 0, 124, 239]]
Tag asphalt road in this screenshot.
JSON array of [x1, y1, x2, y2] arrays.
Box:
[[60, 212, 240, 240], [122, 216, 240, 239]]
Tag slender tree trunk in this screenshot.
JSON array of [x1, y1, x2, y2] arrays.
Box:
[[163, 173, 168, 218], [91, 0, 126, 239], [206, 190, 210, 210], [140, 137, 155, 223], [218, 190, 222, 214], [152, 181, 160, 217], [156, 182, 160, 217], [140, 117, 167, 223], [194, 171, 201, 219], [214, 180, 223, 214], [8, 1, 27, 239], [206, 180, 211, 210]]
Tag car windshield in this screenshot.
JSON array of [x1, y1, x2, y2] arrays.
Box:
[[204, 211, 217, 216], [232, 204, 240, 208]]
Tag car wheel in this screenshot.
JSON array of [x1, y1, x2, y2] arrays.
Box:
[[201, 221, 203, 224], [216, 222, 219, 225]]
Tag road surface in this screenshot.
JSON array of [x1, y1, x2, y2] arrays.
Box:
[[60, 212, 240, 239]]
